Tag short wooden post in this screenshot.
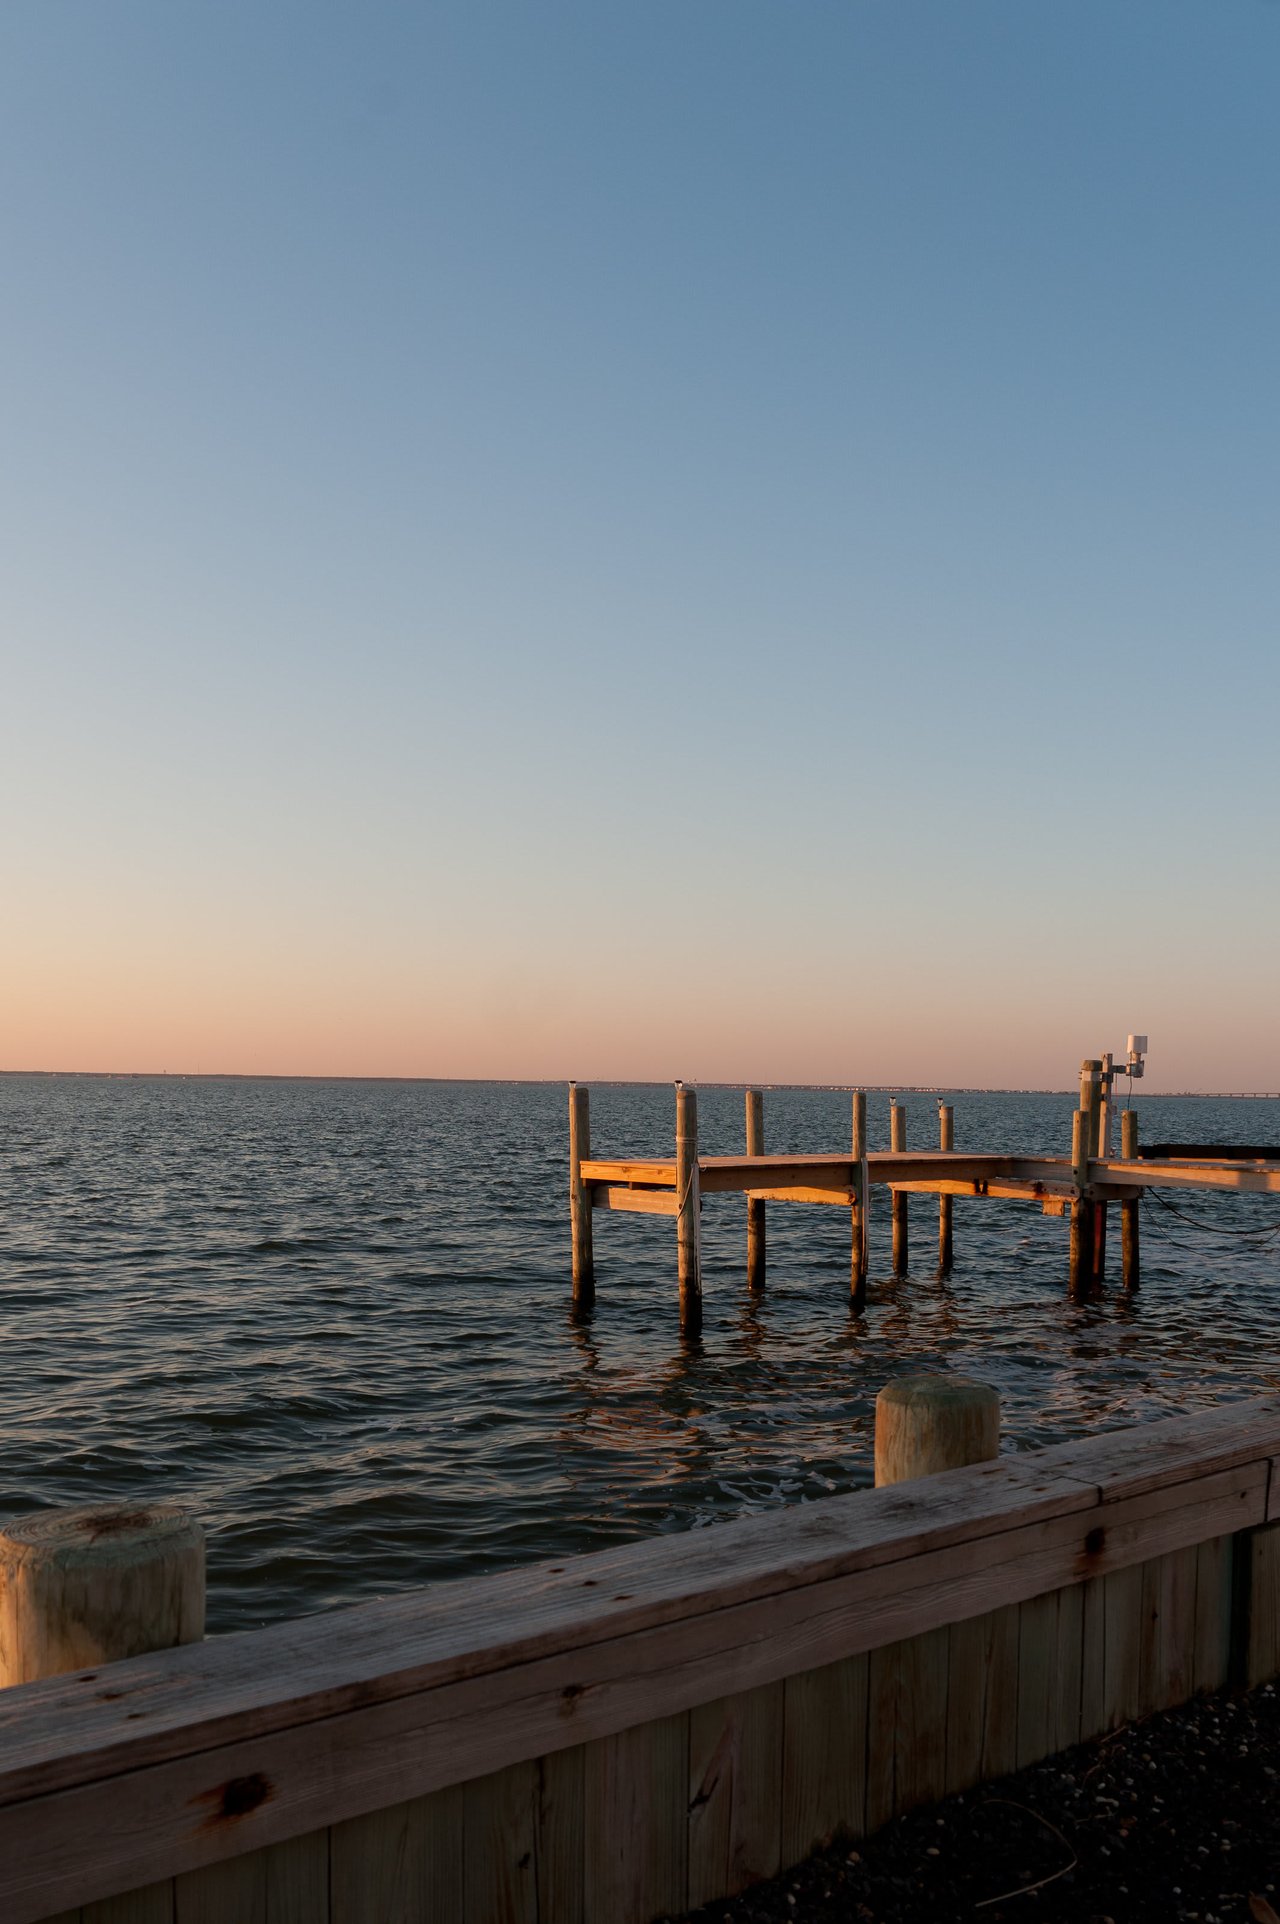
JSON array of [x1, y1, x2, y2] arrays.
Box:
[[745, 1089, 765, 1291], [890, 1101, 908, 1277], [874, 1375, 1000, 1487], [569, 1082, 595, 1308], [1069, 1107, 1091, 1295], [851, 1090, 869, 1310], [0, 1504, 204, 1686], [1121, 1108, 1140, 1291], [676, 1082, 702, 1334], [937, 1103, 954, 1276]]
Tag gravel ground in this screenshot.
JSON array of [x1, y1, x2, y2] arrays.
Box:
[[677, 1683, 1280, 1924]]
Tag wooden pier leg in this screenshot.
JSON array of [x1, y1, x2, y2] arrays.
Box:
[[1093, 1052, 1112, 1280], [569, 1082, 595, 1309], [937, 1104, 954, 1277], [1079, 1059, 1103, 1282], [1069, 1107, 1091, 1297], [1121, 1109, 1140, 1291], [0, 1503, 204, 1685], [890, 1102, 908, 1277], [874, 1375, 1000, 1487], [676, 1082, 702, 1334], [851, 1090, 869, 1311], [746, 1089, 765, 1291]]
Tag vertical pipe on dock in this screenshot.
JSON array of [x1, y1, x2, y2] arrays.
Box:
[[676, 1082, 702, 1334], [851, 1090, 869, 1311], [937, 1103, 954, 1277], [568, 1082, 595, 1308], [890, 1101, 908, 1277], [1121, 1108, 1140, 1291], [1069, 1107, 1091, 1296], [746, 1089, 765, 1291]]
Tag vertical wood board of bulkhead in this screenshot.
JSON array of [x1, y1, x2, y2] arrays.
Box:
[[582, 1713, 688, 1924], [688, 1682, 784, 1906], [780, 1655, 869, 1862], [330, 1783, 465, 1923], [944, 1602, 1019, 1794], [866, 1628, 948, 1832]]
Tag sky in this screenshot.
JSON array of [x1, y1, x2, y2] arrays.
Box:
[[2, 1, 1277, 1091]]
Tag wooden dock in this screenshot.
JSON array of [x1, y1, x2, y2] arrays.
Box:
[[570, 1063, 1280, 1328]]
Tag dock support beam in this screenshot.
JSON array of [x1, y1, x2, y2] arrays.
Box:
[[676, 1082, 702, 1334], [890, 1102, 908, 1277], [745, 1089, 765, 1290], [569, 1082, 595, 1309], [938, 1103, 954, 1276], [851, 1090, 869, 1310], [1121, 1108, 1140, 1290]]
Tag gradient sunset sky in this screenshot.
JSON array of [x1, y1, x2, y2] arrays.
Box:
[[4, 2, 1277, 1091]]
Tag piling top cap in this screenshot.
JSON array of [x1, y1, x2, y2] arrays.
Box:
[[0, 1503, 204, 1571], [875, 1373, 1000, 1414]]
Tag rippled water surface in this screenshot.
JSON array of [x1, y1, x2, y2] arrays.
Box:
[[2, 1076, 1279, 1632]]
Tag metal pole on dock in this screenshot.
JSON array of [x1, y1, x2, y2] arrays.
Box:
[[746, 1089, 765, 1291], [890, 1102, 908, 1276], [1069, 1106, 1090, 1295], [676, 1082, 702, 1334], [569, 1082, 595, 1308], [851, 1090, 869, 1310], [938, 1103, 954, 1276], [1121, 1108, 1140, 1290]]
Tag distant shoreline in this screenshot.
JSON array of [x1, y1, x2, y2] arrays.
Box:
[[2, 1069, 1277, 1099]]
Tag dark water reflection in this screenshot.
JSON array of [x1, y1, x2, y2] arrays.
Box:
[[1, 1076, 1278, 1632]]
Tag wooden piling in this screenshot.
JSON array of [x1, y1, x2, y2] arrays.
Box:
[[676, 1083, 702, 1334], [890, 1102, 908, 1277], [1085, 1062, 1108, 1285], [569, 1082, 595, 1308], [1121, 1108, 1140, 1290], [937, 1104, 954, 1276], [1069, 1107, 1090, 1295], [745, 1090, 765, 1291], [1078, 1059, 1103, 1283], [851, 1090, 869, 1310], [0, 1503, 204, 1686], [874, 1375, 1000, 1487]]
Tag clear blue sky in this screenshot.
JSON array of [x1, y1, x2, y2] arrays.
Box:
[[3, 2, 1277, 1088]]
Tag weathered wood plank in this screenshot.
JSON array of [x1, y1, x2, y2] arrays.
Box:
[[582, 1714, 686, 1924], [464, 1761, 537, 1924], [1193, 1534, 1234, 1692], [175, 1855, 267, 1924], [893, 1627, 948, 1815], [1243, 1519, 1280, 1688], [85, 1891, 174, 1924], [1138, 1546, 1197, 1714], [688, 1683, 782, 1907], [944, 1604, 1018, 1794], [588, 1186, 678, 1217], [1102, 1562, 1145, 1730], [782, 1655, 867, 1860], [1079, 1575, 1107, 1742], [534, 1747, 583, 1924], [330, 1786, 463, 1924], [1054, 1581, 1084, 1752]]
